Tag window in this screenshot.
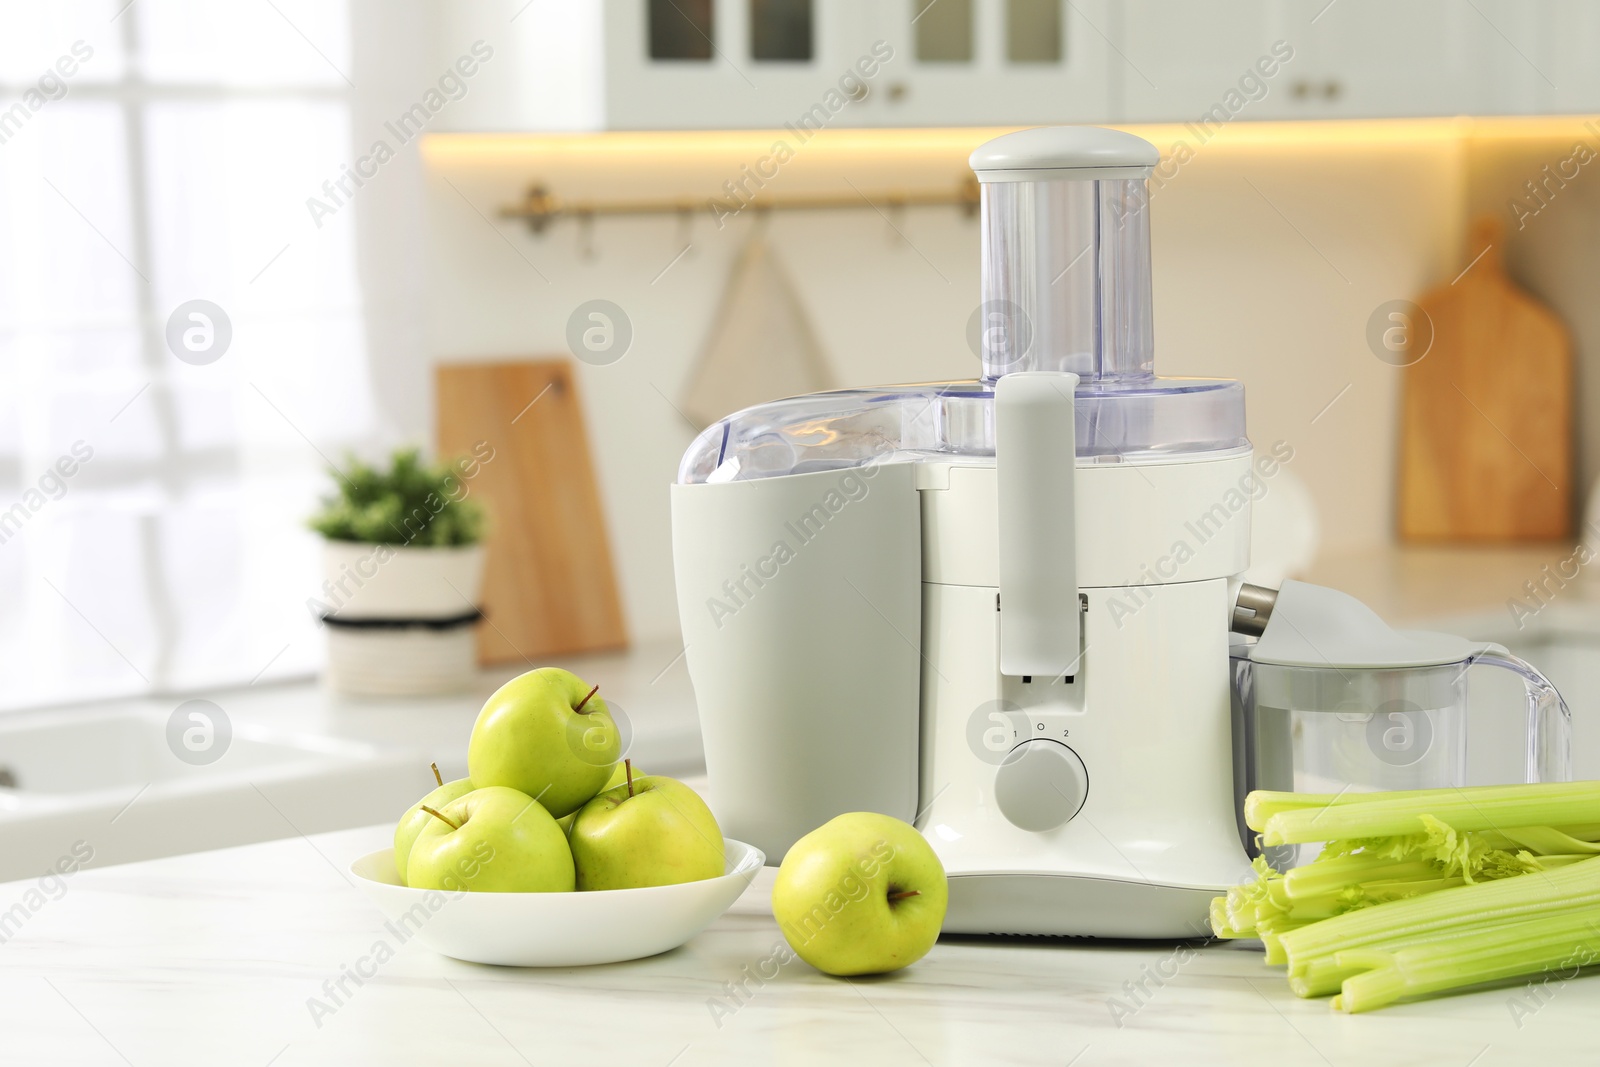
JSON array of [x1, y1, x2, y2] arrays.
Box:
[[1008, 0, 1063, 63], [750, 0, 813, 61], [649, 0, 715, 61], [0, 1, 374, 709], [914, 0, 974, 63]]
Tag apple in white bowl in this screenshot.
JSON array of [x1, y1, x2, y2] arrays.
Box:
[[349, 838, 765, 967], [392, 763, 475, 885], [407, 785, 574, 893], [772, 812, 948, 976], [467, 667, 620, 818], [568, 762, 723, 891]]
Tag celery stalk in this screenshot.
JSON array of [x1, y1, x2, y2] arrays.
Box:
[[1498, 827, 1600, 855], [1248, 780, 1600, 831], [1282, 857, 1438, 899], [1278, 855, 1600, 975], [1333, 908, 1600, 1013], [1261, 783, 1600, 846]]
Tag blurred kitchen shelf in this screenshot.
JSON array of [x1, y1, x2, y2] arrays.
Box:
[[426, 116, 1600, 229]]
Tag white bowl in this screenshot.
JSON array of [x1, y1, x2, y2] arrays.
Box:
[[348, 839, 765, 967]]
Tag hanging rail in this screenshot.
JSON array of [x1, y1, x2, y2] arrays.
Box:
[[500, 177, 981, 234]]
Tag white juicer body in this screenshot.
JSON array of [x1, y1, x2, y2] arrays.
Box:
[[671, 126, 1260, 938], [917, 454, 1255, 936]]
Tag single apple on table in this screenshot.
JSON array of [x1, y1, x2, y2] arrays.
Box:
[[772, 811, 948, 976], [407, 785, 575, 893], [568, 761, 723, 890], [393, 763, 476, 884], [468, 667, 620, 818]]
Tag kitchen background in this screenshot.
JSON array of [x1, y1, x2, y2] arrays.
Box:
[[5, 0, 1600, 878]]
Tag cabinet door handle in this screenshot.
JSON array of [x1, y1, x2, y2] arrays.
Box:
[[1323, 79, 1342, 100]]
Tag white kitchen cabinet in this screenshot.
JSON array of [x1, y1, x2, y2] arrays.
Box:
[[433, 0, 1109, 131], [1501, 0, 1600, 116], [1283, 0, 1509, 119], [600, 0, 893, 130], [1115, 0, 1544, 124], [434, 0, 1598, 131], [1114, 1, 1301, 124], [432, 0, 881, 133], [603, 0, 1115, 129], [854, 0, 1113, 126]]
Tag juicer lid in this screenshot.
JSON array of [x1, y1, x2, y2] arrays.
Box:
[[1248, 580, 1491, 670], [969, 126, 1159, 182]]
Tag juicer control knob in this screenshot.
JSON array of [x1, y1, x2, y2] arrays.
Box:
[[993, 740, 1088, 833]]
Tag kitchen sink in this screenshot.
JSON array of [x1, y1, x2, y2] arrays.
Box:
[[0, 706, 430, 883]]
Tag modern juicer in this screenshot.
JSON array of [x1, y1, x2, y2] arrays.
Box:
[[670, 127, 1571, 938]]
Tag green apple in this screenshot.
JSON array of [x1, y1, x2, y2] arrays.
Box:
[[602, 761, 643, 790], [568, 763, 723, 890], [393, 763, 476, 884], [406, 786, 575, 893], [468, 667, 620, 818], [557, 763, 644, 835], [772, 812, 948, 976]]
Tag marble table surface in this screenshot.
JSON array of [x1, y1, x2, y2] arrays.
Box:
[[4, 823, 1597, 1067]]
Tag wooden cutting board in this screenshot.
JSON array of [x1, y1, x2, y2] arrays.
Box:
[[1397, 216, 1573, 542], [436, 360, 628, 663]]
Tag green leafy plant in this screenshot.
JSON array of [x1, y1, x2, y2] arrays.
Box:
[[308, 448, 485, 547]]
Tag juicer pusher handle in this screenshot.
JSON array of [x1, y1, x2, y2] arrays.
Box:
[[996, 371, 1080, 677]]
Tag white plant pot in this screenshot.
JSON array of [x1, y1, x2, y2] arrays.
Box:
[[318, 541, 486, 696]]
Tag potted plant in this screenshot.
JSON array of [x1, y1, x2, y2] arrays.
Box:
[[307, 447, 491, 695]]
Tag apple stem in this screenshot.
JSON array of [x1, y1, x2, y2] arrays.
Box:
[[419, 805, 459, 831], [574, 684, 600, 714], [430, 762, 443, 787], [625, 757, 634, 799], [887, 889, 921, 904]]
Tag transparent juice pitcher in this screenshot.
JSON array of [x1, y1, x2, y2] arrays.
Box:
[[1230, 581, 1572, 867]]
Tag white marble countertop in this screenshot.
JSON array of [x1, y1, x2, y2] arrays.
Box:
[[6, 822, 1598, 1067]]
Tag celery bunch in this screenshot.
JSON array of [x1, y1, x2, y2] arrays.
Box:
[[1214, 784, 1600, 1012]]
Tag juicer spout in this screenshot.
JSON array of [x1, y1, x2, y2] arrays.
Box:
[[1231, 583, 1279, 637]]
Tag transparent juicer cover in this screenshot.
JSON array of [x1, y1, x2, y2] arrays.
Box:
[[679, 127, 1248, 486]]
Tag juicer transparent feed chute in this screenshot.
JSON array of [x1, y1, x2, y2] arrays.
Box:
[[678, 129, 1245, 488]]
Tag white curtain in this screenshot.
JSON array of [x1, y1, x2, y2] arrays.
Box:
[[0, 0, 421, 709]]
